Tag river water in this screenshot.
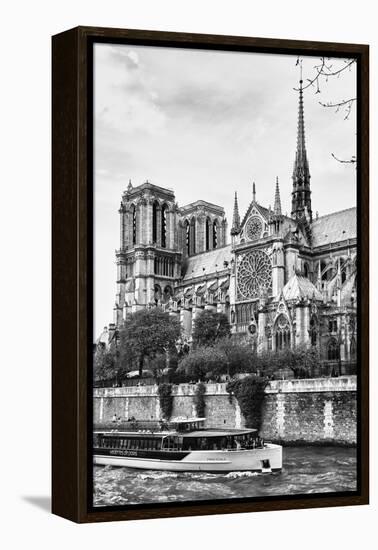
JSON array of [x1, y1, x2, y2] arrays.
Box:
[[93, 446, 357, 507]]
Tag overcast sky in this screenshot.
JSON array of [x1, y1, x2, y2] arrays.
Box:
[[94, 43, 357, 337]]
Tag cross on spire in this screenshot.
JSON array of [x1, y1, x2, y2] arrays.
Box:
[[252, 182, 256, 203]]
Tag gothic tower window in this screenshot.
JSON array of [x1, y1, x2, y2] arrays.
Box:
[[213, 220, 218, 249], [190, 217, 196, 255], [327, 338, 339, 361], [205, 217, 211, 251], [303, 262, 309, 278], [161, 204, 168, 248], [131, 204, 137, 245], [274, 314, 291, 350], [185, 220, 190, 255], [152, 201, 159, 243]]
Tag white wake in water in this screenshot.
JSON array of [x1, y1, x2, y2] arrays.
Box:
[[225, 471, 260, 479]]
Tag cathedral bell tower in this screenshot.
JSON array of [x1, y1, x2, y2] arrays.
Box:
[[114, 181, 181, 325]]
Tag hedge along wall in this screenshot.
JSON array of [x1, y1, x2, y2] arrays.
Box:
[[93, 376, 357, 445]]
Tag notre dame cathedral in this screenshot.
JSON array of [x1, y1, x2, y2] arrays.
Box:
[[100, 80, 357, 374]]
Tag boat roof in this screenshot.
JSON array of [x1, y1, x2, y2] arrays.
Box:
[[169, 417, 206, 423], [96, 428, 257, 438], [172, 429, 257, 438]]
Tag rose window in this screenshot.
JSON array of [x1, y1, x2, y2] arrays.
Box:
[[237, 250, 272, 299], [245, 216, 263, 241]]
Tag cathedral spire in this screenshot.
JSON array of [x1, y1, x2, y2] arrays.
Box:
[[291, 76, 312, 223], [274, 176, 282, 216], [231, 191, 241, 235], [252, 182, 256, 203]]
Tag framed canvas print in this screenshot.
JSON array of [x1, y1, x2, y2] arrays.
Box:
[[52, 26, 369, 523]]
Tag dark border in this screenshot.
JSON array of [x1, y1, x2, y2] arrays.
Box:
[[52, 26, 369, 523]]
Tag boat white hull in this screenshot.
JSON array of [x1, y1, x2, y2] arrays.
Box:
[[94, 443, 282, 472]]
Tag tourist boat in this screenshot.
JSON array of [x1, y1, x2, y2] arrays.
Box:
[[93, 417, 282, 473]]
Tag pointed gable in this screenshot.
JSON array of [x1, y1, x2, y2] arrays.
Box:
[[283, 273, 323, 302], [240, 201, 270, 230]]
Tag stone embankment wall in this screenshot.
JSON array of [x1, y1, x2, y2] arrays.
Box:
[[93, 376, 357, 445]]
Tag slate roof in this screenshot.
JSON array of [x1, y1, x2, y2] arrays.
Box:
[[182, 245, 232, 280], [311, 207, 356, 248], [283, 273, 323, 301]]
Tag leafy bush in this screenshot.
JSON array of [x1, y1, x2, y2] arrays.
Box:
[[226, 375, 268, 430], [193, 382, 206, 417], [158, 383, 173, 420], [177, 345, 228, 380]]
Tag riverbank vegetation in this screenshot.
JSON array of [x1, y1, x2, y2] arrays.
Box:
[[226, 375, 268, 430], [93, 308, 320, 387]]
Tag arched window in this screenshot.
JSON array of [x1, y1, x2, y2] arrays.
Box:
[[327, 338, 339, 361], [190, 217, 196, 255], [185, 220, 190, 255], [205, 218, 211, 251], [341, 270, 347, 284], [328, 318, 338, 333], [213, 220, 218, 249], [274, 314, 291, 350], [161, 204, 168, 248], [350, 337, 356, 360], [152, 201, 159, 243], [303, 262, 309, 278]]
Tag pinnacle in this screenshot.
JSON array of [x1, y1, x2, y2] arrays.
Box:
[[274, 177, 282, 216]]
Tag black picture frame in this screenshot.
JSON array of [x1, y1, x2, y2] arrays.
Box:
[[52, 26, 369, 523]]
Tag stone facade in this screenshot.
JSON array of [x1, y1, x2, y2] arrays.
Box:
[[93, 376, 357, 445], [98, 81, 357, 373]]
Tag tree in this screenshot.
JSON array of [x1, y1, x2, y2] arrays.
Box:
[[217, 337, 256, 377], [255, 345, 319, 378], [177, 345, 228, 381], [291, 344, 319, 378], [118, 308, 181, 378], [192, 310, 230, 347], [93, 345, 117, 386]]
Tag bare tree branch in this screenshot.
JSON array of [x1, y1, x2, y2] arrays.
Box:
[[331, 153, 357, 165], [319, 98, 356, 120], [294, 57, 357, 164]]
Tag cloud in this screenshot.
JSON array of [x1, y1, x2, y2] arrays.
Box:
[[93, 43, 357, 334]]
